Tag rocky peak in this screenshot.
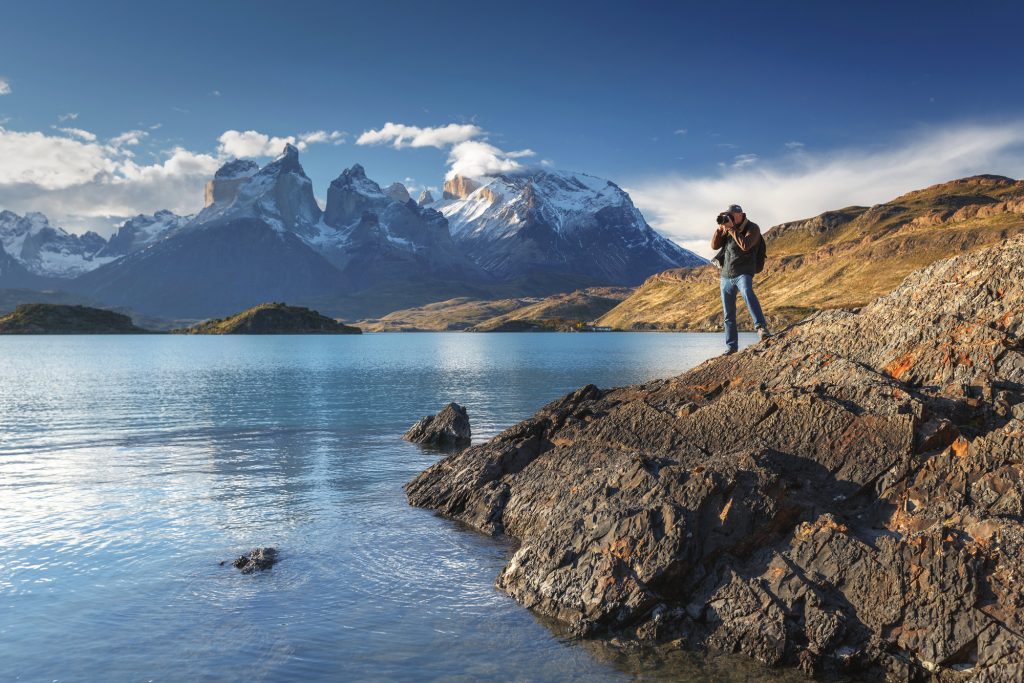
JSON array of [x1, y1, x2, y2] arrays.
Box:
[[442, 175, 481, 200], [213, 159, 259, 180], [417, 189, 435, 206], [325, 165, 388, 228], [205, 159, 259, 207], [384, 182, 411, 204]]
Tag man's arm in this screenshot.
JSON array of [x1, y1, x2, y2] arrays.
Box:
[[711, 226, 727, 250], [730, 222, 761, 252]]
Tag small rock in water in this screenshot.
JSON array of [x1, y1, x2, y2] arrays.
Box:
[[231, 547, 278, 573], [403, 402, 471, 447]]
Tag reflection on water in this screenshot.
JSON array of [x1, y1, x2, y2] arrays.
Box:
[[0, 332, 770, 682]]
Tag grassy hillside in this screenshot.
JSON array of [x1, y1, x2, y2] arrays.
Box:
[[0, 303, 150, 334], [358, 287, 632, 332], [466, 288, 631, 331], [179, 302, 361, 334], [598, 175, 1024, 330]]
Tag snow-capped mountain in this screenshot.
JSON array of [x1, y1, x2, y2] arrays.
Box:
[[4, 144, 706, 320], [433, 169, 705, 285], [72, 146, 487, 318], [98, 210, 193, 258], [317, 164, 485, 286], [0, 210, 113, 278]]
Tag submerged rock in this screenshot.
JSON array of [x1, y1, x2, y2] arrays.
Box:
[[406, 236, 1024, 680], [230, 547, 278, 574], [403, 403, 472, 447]]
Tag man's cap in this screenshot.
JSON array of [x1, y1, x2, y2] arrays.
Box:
[[727, 204, 743, 213]]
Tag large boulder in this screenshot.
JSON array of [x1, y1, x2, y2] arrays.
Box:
[[406, 236, 1024, 680], [403, 403, 472, 447]]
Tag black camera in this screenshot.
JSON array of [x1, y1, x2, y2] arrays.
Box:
[[716, 213, 732, 225]]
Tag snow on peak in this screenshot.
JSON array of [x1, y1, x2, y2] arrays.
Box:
[[384, 182, 411, 204], [0, 210, 116, 278]]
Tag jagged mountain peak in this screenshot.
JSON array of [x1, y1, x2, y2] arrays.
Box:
[[214, 159, 259, 180], [417, 189, 435, 206], [384, 182, 411, 204]]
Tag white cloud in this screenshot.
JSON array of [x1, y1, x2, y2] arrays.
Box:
[[446, 140, 535, 180], [625, 122, 1024, 258], [298, 130, 346, 145], [356, 122, 482, 149], [784, 140, 804, 149], [0, 126, 220, 235], [58, 112, 78, 122], [57, 127, 97, 142], [732, 153, 758, 168], [674, 129, 688, 135], [109, 130, 147, 147], [0, 78, 10, 95], [358, 120, 535, 180], [217, 128, 345, 157]]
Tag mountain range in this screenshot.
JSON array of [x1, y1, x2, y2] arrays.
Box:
[[0, 145, 704, 321]]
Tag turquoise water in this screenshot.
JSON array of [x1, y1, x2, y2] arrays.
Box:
[[0, 332, 792, 682]]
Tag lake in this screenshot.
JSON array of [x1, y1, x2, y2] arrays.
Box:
[[0, 332, 808, 682]]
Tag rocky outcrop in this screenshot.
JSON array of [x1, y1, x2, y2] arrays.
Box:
[[406, 236, 1024, 680], [417, 189, 435, 206], [442, 175, 481, 200], [203, 159, 259, 207], [384, 182, 411, 204], [404, 403, 472, 447], [229, 547, 278, 574]]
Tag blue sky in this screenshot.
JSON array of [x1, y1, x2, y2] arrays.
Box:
[[2, 0, 1024, 254]]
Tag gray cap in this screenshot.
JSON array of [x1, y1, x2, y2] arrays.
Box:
[[727, 204, 743, 213]]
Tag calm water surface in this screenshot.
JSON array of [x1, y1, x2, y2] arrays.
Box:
[[0, 332, 805, 682]]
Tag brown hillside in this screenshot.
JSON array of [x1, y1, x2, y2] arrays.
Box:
[[598, 174, 1024, 330]]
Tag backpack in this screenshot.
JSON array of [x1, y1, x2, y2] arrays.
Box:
[[754, 234, 767, 273]]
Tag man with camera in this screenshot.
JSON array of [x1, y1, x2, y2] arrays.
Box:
[[711, 204, 770, 355]]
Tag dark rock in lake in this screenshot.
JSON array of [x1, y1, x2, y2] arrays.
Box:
[[403, 402, 472, 447], [231, 547, 278, 574], [406, 236, 1024, 680]]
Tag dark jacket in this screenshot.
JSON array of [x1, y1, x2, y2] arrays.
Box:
[[711, 217, 761, 278]]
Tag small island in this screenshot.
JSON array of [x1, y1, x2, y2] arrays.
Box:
[[0, 303, 150, 334], [176, 302, 362, 335]]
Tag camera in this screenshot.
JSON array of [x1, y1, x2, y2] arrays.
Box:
[[716, 213, 732, 225]]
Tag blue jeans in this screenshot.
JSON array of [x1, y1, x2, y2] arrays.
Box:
[[720, 274, 767, 351]]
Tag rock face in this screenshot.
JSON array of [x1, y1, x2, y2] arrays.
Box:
[[0, 303, 148, 334], [180, 302, 361, 334], [404, 403, 472, 447], [406, 236, 1024, 680], [230, 547, 278, 574]]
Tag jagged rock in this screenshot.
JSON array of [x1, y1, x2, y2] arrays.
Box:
[[417, 189, 435, 206], [383, 182, 411, 204], [229, 547, 278, 574], [403, 402, 472, 447], [406, 236, 1024, 680]]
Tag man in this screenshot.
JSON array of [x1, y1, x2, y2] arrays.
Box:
[[711, 204, 770, 355]]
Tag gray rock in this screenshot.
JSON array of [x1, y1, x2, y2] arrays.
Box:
[[230, 547, 278, 574], [406, 235, 1024, 680], [403, 402, 471, 447]]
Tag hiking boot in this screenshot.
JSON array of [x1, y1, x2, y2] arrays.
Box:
[[722, 348, 737, 356], [757, 327, 772, 342]]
